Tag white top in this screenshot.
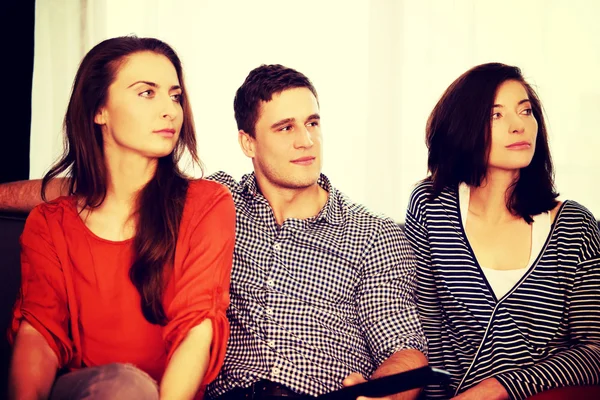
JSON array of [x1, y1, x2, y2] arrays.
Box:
[[459, 183, 551, 299]]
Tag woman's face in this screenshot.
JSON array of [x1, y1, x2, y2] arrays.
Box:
[[487, 80, 538, 171], [94, 51, 184, 159]]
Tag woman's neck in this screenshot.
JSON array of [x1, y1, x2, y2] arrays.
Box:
[[469, 168, 519, 224], [103, 149, 157, 209], [78, 148, 158, 241]]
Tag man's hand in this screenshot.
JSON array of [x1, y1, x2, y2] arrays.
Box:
[[341, 349, 427, 399], [451, 378, 509, 400], [341, 373, 393, 400]]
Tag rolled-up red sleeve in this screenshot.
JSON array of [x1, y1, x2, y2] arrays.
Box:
[[163, 183, 235, 386], [8, 206, 74, 368]]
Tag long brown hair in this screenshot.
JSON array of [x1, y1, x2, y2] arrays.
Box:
[[42, 36, 202, 324]]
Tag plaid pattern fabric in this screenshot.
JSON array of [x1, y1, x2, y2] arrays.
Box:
[[206, 172, 426, 398]]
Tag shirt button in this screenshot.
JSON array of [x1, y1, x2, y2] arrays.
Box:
[[266, 278, 274, 287], [271, 367, 281, 376], [265, 308, 273, 315], [273, 243, 281, 251], [267, 340, 275, 347]]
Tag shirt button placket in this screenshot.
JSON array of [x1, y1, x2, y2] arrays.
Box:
[[271, 366, 281, 378]]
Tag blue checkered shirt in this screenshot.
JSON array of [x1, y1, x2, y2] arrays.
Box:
[[205, 172, 426, 398]]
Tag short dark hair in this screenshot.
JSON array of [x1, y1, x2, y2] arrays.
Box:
[[426, 62, 558, 223], [234, 64, 318, 136]]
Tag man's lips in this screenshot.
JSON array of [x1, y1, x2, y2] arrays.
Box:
[[291, 156, 316, 165]]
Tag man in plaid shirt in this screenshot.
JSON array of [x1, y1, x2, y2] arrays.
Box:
[[206, 65, 427, 400]]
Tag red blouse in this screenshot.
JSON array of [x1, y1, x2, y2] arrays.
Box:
[[9, 179, 235, 391]]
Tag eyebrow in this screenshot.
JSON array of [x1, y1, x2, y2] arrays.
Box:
[[493, 99, 531, 108], [270, 113, 321, 130], [127, 80, 181, 91], [270, 118, 295, 130]]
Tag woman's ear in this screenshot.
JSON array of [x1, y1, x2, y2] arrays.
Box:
[[94, 108, 106, 125]]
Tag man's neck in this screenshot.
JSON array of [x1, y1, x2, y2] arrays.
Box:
[[255, 176, 329, 226]]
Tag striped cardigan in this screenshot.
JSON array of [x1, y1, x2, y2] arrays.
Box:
[[405, 181, 600, 399]]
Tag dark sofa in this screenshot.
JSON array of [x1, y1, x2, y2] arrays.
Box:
[[0, 211, 27, 396]]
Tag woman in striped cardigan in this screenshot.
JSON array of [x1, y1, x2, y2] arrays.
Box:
[[405, 63, 600, 400]]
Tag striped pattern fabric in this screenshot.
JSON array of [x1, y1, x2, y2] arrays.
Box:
[[405, 180, 600, 399], [206, 172, 426, 398]]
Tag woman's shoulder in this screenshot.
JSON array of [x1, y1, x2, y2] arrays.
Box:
[[184, 179, 235, 217], [22, 196, 78, 243], [408, 180, 434, 205], [554, 200, 600, 261], [178, 179, 236, 246], [28, 196, 78, 225], [557, 200, 599, 229], [186, 179, 232, 201], [407, 179, 456, 213]]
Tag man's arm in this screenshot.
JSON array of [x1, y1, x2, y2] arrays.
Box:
[[344, 217, 429, 400], [0, 179, 67, 212], [344, 349, 428, 400]]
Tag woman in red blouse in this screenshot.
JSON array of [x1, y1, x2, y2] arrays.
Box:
[[8, 36, 235, 400]]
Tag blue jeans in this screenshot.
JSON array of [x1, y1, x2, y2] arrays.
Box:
[[49, 363, 159, 400]]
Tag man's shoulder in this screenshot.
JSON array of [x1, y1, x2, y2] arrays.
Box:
[[206, 171, 239, 190], [332, 187, 400, 234]]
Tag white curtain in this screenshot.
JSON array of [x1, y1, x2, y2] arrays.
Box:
[[31, 0, 600, 221]]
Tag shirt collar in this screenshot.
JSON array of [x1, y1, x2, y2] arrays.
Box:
[[238, 172, 343, 226]]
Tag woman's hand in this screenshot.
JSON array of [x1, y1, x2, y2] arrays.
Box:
[[451, 378, 509, 400]]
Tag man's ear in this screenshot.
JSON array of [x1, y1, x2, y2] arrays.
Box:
[[238, 130, 256, 158], [94, 108, 106, 125]]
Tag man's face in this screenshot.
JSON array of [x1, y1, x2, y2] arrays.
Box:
[[240, 87, 322, 190]]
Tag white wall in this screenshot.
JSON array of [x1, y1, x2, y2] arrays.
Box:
[[31, 0, 600, 221]]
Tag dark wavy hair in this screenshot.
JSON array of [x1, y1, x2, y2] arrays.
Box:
[[42, 36, 202, 324], [426, 62, 558, 223], [234, 64, 318, 136]]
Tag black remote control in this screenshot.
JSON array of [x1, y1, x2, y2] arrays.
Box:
[[317, 366, 451, 399]]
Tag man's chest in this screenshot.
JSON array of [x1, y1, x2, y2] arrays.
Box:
[[231, 218, 363, 307]]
